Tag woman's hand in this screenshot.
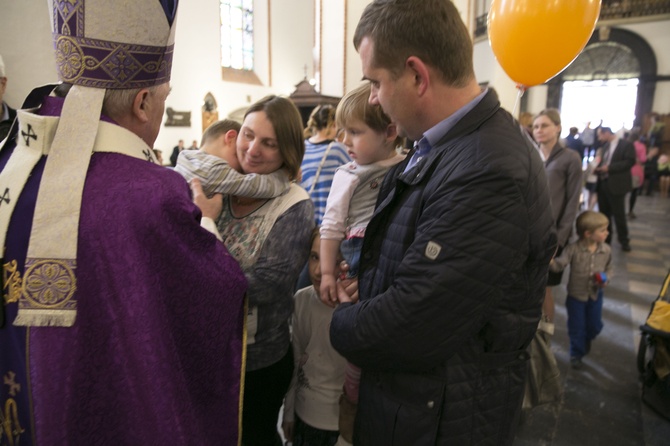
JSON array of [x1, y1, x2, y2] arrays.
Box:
[[190, 178, 222, 219]]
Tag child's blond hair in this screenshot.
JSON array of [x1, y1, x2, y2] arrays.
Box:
[[336, 83, 403, 148], [575, 210, 609, 238]]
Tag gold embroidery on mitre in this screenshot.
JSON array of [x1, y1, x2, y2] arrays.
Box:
[[55, 36, 85, 81], [3, 260, 22, 304], [14, 259, 77, 327]]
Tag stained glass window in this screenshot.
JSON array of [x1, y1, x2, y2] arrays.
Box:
[[220, 0, 254, 71]]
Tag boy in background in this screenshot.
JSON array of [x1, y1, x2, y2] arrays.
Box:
[[175, 119, 289, 198], [550, 210, 612, 369]]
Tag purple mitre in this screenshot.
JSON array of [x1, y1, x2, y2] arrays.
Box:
[[50, 0, 179, 89]]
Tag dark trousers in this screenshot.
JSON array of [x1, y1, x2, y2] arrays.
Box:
[[644, 175, 658, 196], [566, 291, 604, 359], [293, 415, 340, 446], [597, 180, 629, 245], [629, 186, 642, 213], [243, 347, 294, 446]]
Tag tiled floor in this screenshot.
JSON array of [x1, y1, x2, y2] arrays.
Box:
[[514, 194, 670, 446]]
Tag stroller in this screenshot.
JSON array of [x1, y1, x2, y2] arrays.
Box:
[[637, 270, 670, 420]]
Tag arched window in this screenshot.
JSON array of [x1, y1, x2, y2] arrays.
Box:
[[546, 27, 657, 128], [220, 0, 265, 85]]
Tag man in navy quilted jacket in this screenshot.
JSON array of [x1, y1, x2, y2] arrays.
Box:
[[328, 1, 557, 444]]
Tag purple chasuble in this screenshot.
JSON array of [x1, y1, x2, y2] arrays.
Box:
[[0, 94, 247, 445]]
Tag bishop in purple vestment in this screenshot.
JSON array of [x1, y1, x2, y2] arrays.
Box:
[[0, 1, 247, 445]]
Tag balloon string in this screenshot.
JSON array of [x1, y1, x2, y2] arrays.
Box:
[[512, 84, 526, 117], [512, 84, 526, 116]]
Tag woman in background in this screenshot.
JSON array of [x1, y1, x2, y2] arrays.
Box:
[[533, 109, 583, 324], [300, 104, 350, 226]]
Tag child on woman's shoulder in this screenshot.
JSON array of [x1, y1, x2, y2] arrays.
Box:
[[550, 210, 612, 369], [175, 119, 289, 198], [282, 228, 348, 446]]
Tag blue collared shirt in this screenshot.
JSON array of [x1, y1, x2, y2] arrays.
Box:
[[404, 88, 488, 173]]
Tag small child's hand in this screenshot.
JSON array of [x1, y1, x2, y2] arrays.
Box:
[[320, 274, 338, 308], [338, 260, 350, 281]]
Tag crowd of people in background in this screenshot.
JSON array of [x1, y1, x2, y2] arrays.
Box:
[[562, 115, 666, 211]]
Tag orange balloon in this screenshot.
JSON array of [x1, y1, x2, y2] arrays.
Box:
[[488, 0, 601, 87]]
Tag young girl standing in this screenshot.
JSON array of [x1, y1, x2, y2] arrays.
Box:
[[319, 82, 405, 442]]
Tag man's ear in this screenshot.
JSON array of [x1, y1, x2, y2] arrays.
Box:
[[405, 56, 430, 96], [132, 88, 151, 123]]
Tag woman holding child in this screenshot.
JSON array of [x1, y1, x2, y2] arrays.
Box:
[[196, 95, 314, 446]]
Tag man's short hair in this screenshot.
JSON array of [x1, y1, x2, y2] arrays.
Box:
[[599, 127, 613, 135], [101, 85, 163, 122], [353, 0, 474, 87], [201, 119, 241, 147], [575, 210, 609, 238]]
